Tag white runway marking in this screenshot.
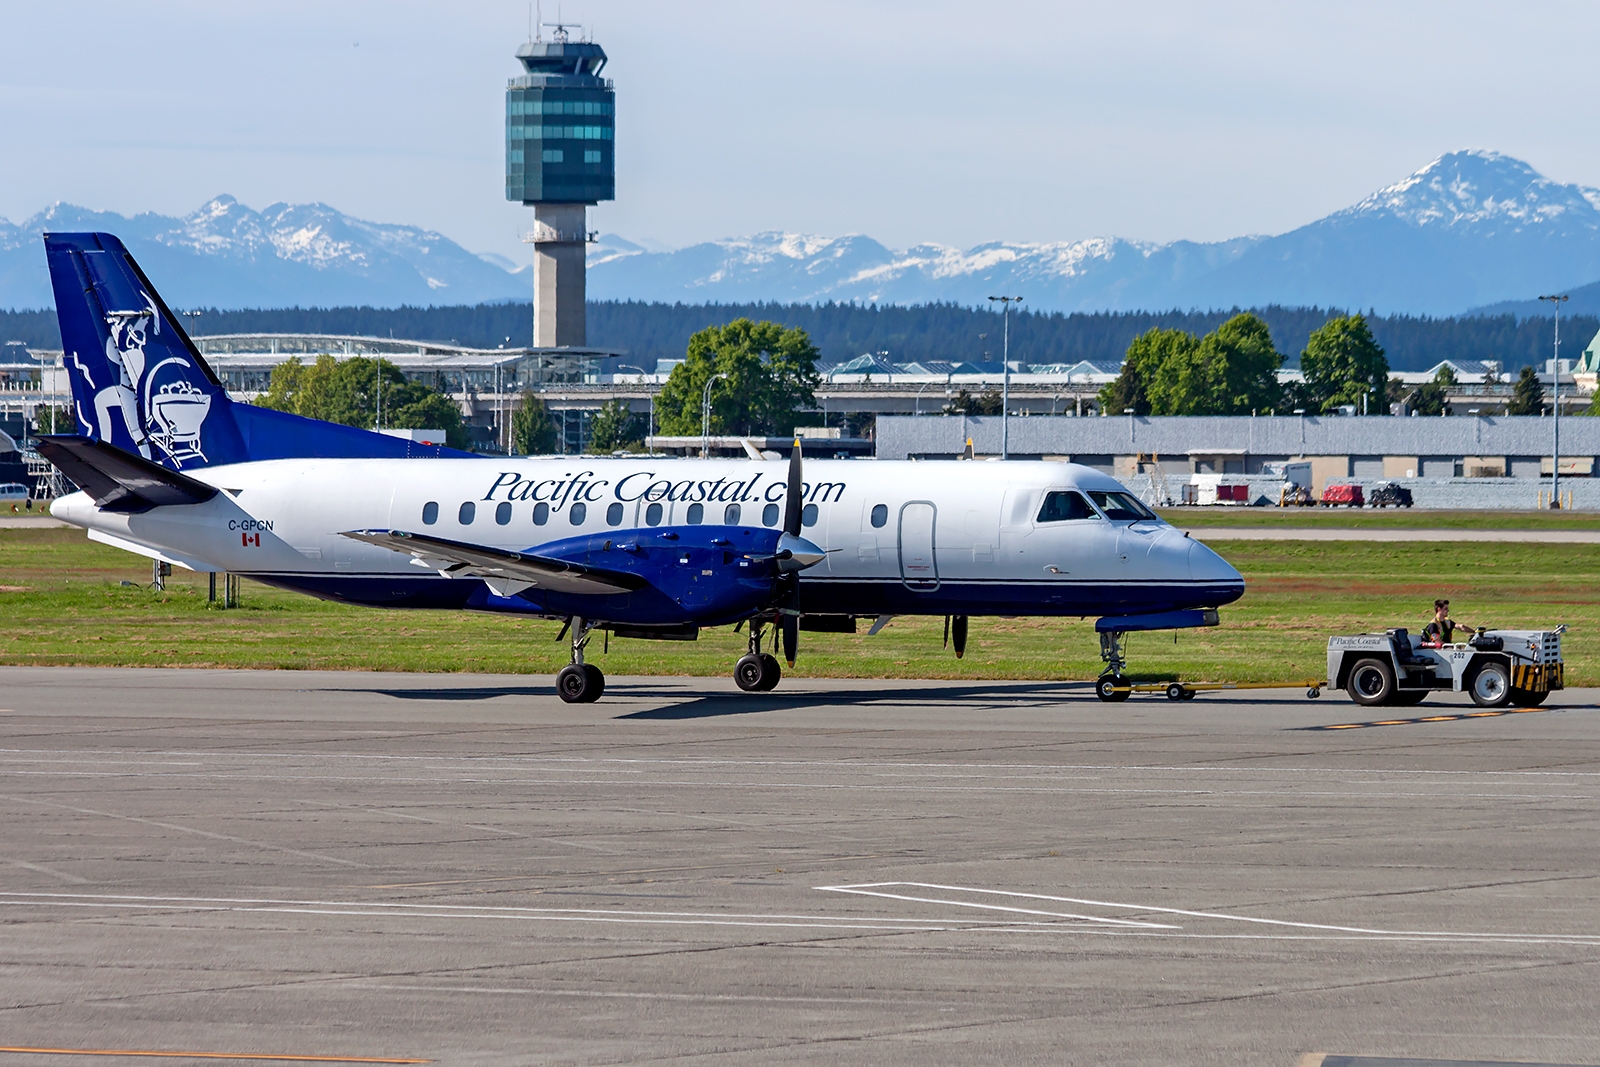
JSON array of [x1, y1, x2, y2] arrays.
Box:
[[816, 882, 1600, 947]]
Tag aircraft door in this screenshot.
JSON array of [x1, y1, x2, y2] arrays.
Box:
[[898, 501, 939, 591]]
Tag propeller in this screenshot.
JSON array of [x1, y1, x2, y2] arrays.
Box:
[[774, 436, 824, 666]]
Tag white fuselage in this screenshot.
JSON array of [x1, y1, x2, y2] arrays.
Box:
[[51, 456, 1244, 620]]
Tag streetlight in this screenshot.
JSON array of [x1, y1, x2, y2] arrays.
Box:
[[987, 296, 1023, 459], [1540, 293, 1568, 508], [701, 372, 728, 458], [617, 364, 654, 448]]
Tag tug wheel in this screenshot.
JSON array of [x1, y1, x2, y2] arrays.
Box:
[[1165, 683, 1187, 701], [1348, 658, 1395, 707], [1467, 661, 1512, 708]]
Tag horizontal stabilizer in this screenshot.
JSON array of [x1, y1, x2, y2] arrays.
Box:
[[341, 529, 647, 597], [38, 435, 218, 513], [1095, 609, 1220, 633]]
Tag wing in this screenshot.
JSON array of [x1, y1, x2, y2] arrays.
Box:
[[341, 529, 647, 598]]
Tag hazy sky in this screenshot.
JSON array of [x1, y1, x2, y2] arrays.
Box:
[[4, 1, 1599, 263]]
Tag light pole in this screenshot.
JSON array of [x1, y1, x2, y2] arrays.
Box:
[[987, 296, 1022, 459], [701, 372, 728, 458], [1540, 294, 1568, 508]]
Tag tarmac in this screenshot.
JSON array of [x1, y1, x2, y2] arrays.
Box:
[[0, 668, 1597, 1066]]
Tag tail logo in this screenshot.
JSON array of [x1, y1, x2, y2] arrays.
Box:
[[86, 294, 213, 467]]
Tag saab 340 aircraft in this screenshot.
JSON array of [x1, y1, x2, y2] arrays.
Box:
[[38, 232, 1244, 702]]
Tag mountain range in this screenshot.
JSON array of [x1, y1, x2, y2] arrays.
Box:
[[6, 150, 1600, 315], [0, 196, 530, 311], [586, 151, 1600, 316]]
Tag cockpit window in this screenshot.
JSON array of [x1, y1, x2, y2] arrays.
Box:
[[1087, 490, 1157, 521], [1036, 490, 1096, 522]]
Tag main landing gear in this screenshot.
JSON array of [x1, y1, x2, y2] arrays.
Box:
[[734, 617, 783, 692], [555, 616, 605, 704], [1096, 629, 1131, 702]]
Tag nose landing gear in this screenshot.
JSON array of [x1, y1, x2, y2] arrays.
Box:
[[555, 617, 605, 703], [1096, 629, 1129, 702], [734, 617, 782, 692]]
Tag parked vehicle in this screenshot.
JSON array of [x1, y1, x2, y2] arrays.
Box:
[[1368, 482, 1414, 508], [1320, 484, 1364, 507]]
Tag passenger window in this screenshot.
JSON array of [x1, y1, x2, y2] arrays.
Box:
[[495, 502, 512, 525], [606, 502, 624, 526], [1036, 491, 1095, 523], [458, 501, 475, 524], [645, 502, 663, 526], [802, 503, 818, 527], [724, 503, 741, 524], [687, 503, 704, 524], [762, 503, 779, 526], [1087, 490, 1156, 521], [422, 501, 439, 525], [870, 503, 888, 528], [570, 502, 587, 525], [533, 502, 549, 525]]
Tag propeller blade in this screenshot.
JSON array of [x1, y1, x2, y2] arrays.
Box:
[[952, 615, 968, 659], [783, 437, 803, 536], [780, 613, 798, 667]]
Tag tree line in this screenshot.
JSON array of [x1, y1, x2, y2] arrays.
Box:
[[5, 301, 1594, 374]]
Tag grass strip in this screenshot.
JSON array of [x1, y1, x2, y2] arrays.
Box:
[[1, 528, 1592, 685]]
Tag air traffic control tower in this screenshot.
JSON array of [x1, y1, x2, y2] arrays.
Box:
[[506, 26, 614, 348]]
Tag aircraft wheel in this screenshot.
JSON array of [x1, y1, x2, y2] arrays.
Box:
[[557, 663, 603, 704], [734, 653, 766, 692], [1510, 687, 1547, 707], [1467, 661, 1511, 708], [1096, 673, 1129, 703], [756, 653, 782, 691], [1347, 658, 1395, 707]]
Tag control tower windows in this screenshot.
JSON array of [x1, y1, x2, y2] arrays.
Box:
[[542, 149, 564, 163]]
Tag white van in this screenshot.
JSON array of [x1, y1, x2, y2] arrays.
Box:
[[0, 483, 31, 503]]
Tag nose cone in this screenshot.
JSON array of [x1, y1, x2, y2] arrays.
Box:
[[776, 531, 826, 571], [1188, 537, 1246, 604]]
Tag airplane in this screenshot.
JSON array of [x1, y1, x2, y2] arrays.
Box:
[[38, 231, 1246, 703]]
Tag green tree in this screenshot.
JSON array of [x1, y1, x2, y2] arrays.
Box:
[[655, 319, 821, 437], [1409, 364, 1458, 416], [1507, 366, 1546, 416], [512, 392, 558, 454], [1300, 314, 1389, 414], [1100, 328, 1197, 415], [1149, 313, 1281, 415], [943, 386, 1003, 416], [257, 355, 467, 448], [586, 399, 646, 454]]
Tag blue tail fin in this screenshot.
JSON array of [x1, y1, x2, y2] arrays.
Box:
[[45, 232, 475, 469]]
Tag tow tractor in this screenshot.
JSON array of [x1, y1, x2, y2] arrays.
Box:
[[1326, 625, 1565, 708]]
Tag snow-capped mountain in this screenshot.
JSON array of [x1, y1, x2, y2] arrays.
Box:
[[6, 151, 1600, 314], [0, 196, 528, 310], [588, 151, 1600, 315]]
